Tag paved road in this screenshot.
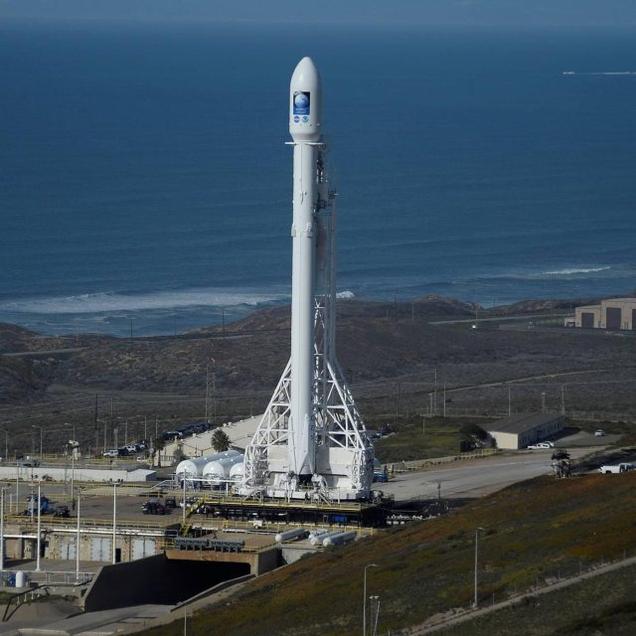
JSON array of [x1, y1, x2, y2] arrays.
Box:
[[382, 449, 592, 502]]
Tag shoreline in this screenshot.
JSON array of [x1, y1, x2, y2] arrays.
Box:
[[1, 291, 632, 341]]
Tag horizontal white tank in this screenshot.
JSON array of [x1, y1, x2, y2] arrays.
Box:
[[308, 529, 330, 546], [203, 454, 244, 484], [229, 462, 244, 481], [176, 450, 240, 479], [275, 528, 306, 543], [322, 531, 357, 547]]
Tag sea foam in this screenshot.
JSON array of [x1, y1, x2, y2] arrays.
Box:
[[0, 287, 288, 315]]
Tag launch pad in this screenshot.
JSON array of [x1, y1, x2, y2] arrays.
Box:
[[192, 493, 386, 528]]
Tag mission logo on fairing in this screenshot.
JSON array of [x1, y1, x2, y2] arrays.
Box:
[[293, 91, 310, 116]]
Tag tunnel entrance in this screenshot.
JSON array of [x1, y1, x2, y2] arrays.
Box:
[[83, 554, 250, 612]]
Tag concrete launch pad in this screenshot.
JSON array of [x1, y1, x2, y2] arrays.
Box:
[[192, 493, 385, 527]]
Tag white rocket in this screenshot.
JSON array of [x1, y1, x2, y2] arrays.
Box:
[[288, 57, 321, 478], [241, 58, 373, 501]]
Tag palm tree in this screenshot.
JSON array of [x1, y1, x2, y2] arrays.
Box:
[[211, 429, 231, 452]]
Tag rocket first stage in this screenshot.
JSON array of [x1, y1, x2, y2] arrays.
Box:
[[241, 58, 374, 501]]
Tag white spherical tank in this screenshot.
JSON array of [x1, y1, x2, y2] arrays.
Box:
[[175, 457, 208, 480], [176, 450, 241, 481], [229, 461, 244, 481], [202, 454, 244, 484]]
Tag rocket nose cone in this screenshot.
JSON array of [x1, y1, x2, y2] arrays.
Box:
[[291, 57, 321, 92], [290, 57, 322, 141]]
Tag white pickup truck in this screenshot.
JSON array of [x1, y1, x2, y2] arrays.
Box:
[[599, 463, 634, 474]]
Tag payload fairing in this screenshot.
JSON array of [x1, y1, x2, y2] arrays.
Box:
[[240, 58, 374, 501]]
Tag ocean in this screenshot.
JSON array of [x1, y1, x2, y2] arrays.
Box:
[[1, 22, 635, 336]]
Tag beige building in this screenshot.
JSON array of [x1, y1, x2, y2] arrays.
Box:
[[487, 414, 564, 450], [575, 297, 636, 330]]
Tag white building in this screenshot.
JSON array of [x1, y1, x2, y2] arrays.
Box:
[[487, 414, 564, 450]]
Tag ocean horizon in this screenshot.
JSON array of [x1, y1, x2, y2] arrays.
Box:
[[2, 22, 635, 336]]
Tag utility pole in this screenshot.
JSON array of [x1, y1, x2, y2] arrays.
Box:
[[443, 383, 447, 418], [560, 385, 566, 415], [541, 392, 546, 414], [473, 527, 485, 607], [508, 384, 512, 417], [433, 368, 438, 415], [205, 364, 210, 424], [144, 416, 148, 442], [124, 420, 128, 446]]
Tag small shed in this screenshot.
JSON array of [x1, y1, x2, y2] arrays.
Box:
[[486, 414, 564, 450]]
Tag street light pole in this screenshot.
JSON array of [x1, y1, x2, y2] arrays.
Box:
[[112, 484, 117, 564], [35, 482, 42, 572], [75, 490, 81, 582], [474, 527, 485, 608], [363, 563, 378, 636], [370, 595, 381, 636], [0, 487, 4, 573]]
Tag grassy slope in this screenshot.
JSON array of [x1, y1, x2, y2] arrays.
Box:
[[372, 416, 464, 463], [142, 473, 636, 636], [444, 563, 636, 635]]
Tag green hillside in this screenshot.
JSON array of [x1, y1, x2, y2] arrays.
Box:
[[143, 472, 636, 636]]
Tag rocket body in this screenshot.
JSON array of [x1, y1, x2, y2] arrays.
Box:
[[288, 57, 322, 477]]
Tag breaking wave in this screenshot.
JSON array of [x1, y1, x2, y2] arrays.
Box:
[[0, 287, 288, 315], [543, 266, 611, 276]]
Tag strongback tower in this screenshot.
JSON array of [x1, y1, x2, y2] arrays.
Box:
[[240, 57, 374, 501]]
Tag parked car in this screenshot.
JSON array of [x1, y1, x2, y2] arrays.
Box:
[[594, 429, 606, 437], [527, 442, 552, 450], [53, 505, 70, 518], [17, 456, 40, 468], [102, 449, 119, 458], [599, 463, 633, 474], [164, 497, 177, 509], [373, 471, 388, 483], [142, 501, 167, 515]]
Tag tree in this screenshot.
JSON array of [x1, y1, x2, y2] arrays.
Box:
[[211, 428, 230, 452]]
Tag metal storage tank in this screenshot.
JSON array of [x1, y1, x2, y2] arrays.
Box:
[[175, 457, 209, 481], [202, 454, 244, 484], [322, 531, 356, 547], [176, 450, 240, 482], [229, 461, 245, 481]]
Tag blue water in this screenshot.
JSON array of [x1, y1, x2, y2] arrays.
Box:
[[2, 22, 636, 336]]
